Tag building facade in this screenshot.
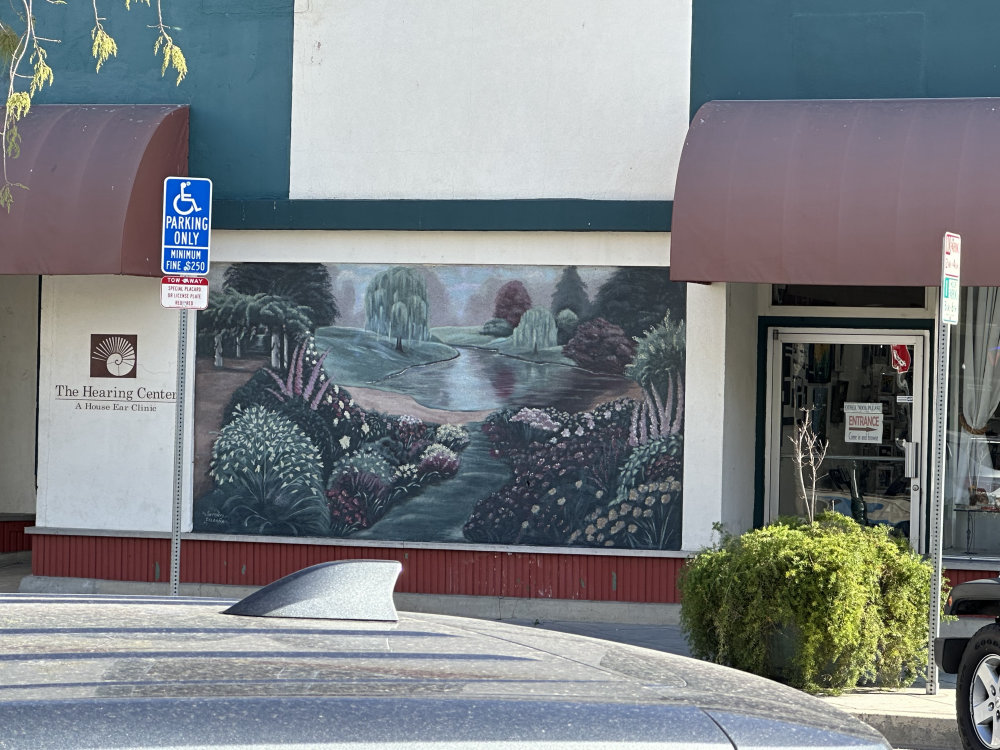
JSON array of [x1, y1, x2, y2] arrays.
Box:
[[3, 1, 1000, 604]]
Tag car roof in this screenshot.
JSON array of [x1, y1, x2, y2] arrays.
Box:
[[0, 591, 889, 749]]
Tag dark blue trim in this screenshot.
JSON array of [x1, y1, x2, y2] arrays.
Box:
[[212, 199, 672, 232], [753, 317, 935, 529]]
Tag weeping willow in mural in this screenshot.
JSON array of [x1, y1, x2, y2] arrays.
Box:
[[192, 263, 686, 550]]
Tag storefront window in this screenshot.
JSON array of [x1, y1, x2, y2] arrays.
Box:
[[945, 287, 1000, 557]]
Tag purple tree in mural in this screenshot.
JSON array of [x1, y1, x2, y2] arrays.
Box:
[[493, 281, 532, 328], [562, 318, 636, 375]]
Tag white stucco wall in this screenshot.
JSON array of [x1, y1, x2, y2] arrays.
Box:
[[36, 276, 190, 532], [290, 1, 691, 200], [681, 282, 761, 549], [720, 283, 758, 536], [0, 276, 38, 515], [212, 229, 670, 266], [681, 283, 728, 550]]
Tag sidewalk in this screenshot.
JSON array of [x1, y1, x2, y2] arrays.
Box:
[[0, 554, 959, 749]]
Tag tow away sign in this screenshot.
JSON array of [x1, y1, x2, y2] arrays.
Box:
[[161, 276, 209, 310], [162, 177, 212, 275], [844, 402, 883, 443]]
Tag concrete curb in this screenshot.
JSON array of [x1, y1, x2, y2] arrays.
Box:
[[821, 688, 960, 750], [854, 712, 958, 750]]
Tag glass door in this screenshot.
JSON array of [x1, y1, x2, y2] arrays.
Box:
[[765, 330, 928, 551]]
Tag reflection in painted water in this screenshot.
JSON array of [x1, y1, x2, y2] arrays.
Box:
[[372, 346, 633, 413]]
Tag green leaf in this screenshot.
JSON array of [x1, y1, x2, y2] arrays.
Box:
[[0, 181, 27, 213], [0, 22, 22, 66], [4, 121, 21, 158], [156, 35, 187, 85], [29, 46, 54, 94], [5, 92, 30, 122], [90, 27, 118, 73]]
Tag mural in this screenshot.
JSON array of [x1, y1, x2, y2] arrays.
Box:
[[192, 263, 686, 550]]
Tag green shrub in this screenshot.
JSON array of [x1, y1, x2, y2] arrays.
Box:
[[679, 513, 940, 694], [210, 405, 325, 493], [219, 468, 331, 537], [328, 446, 396, 487]]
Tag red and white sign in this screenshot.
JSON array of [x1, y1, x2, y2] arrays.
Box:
[[161, 276, 209, 310], [941, 232, 961, 325], [890, 345, 911, 374], [844, 402, 883, 443]]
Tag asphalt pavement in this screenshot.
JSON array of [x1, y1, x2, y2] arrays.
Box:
[[0, 553, 959, 749]]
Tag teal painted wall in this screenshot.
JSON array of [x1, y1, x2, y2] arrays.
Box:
[[692, 1, 1000, 115], [25, 0, 293, 199]]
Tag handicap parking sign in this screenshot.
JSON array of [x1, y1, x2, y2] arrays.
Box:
[[162, 176, 213, 275]]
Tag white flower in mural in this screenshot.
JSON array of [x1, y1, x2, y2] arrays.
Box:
[[339, 435, 351, 450]]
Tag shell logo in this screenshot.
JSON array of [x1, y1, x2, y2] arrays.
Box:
[[90, 334, 137, 378]]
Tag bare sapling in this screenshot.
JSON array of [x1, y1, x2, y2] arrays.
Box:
[[788, 407, 829, 523]]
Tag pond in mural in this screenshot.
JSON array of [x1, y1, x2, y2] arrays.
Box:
[[192, 263, 686, 550]]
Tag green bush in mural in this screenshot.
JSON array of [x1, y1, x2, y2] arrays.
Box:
[[208, 405, 330, 537], [210, 405, 325, 493], [223, 338, 369, 478], [679, 514, 937, 694], [613, 435, 682, 505]]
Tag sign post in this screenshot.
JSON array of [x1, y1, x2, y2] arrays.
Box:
[[161, 177, 212, 596], [927, 231, 960, 694]]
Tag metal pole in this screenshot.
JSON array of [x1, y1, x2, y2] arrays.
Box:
[[169, 308, 189, 596], [926, 318, 950, 694]]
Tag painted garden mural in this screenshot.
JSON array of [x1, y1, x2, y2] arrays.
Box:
[[192, 263, 686, 550]]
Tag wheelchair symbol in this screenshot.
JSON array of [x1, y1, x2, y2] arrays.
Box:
[[172, 181, 202, 216]]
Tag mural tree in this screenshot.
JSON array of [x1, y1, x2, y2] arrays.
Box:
[[224, 263, 339, 330], [590, 267, 684, 338], [626, 312, 686, 444], [555, 308, 580, 345], [509, 307, 557, 354], [364, 266, 430, 353], [550, 266, 590, 318], [200, 290, 312, 369], [562, 318, 636, 375], [200, 290, 254, 366], [493, 280, 532, 328]]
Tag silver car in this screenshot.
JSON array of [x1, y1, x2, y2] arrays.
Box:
[[0, 560, 889, 749]]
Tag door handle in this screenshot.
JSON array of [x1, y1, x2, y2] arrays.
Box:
[[901, 440, 919, 478]]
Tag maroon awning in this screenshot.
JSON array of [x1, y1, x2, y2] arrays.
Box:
[[1, 104, 189, 276], [670, 98, 1000, 286]]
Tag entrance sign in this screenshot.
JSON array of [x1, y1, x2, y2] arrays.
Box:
[[844, 402, 883, 443], [941, 232, 961, 325], [162, 177, 213, 275], [161, 276, 209, 310]]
